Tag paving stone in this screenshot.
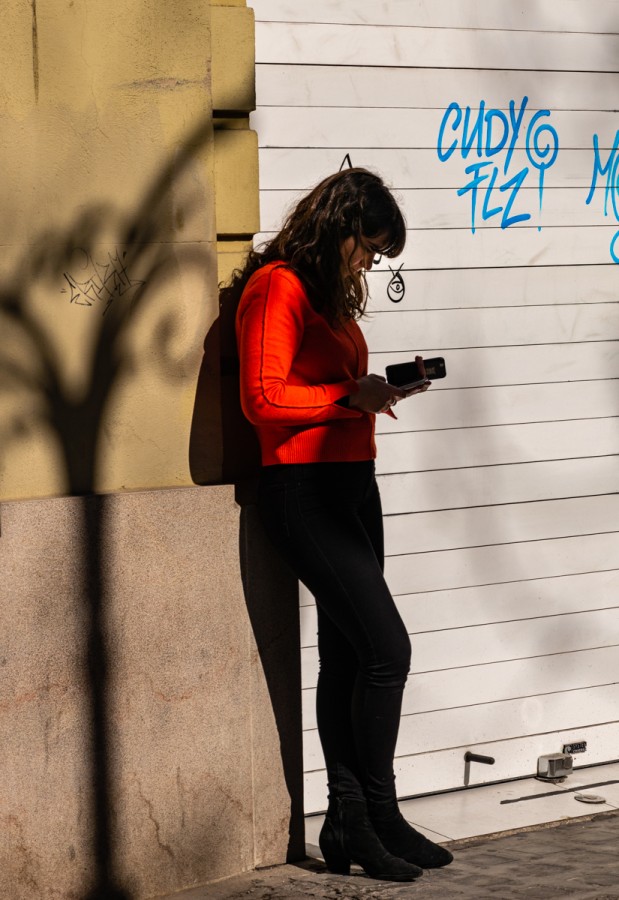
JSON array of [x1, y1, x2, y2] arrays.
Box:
[[159, 810, 619, 900]]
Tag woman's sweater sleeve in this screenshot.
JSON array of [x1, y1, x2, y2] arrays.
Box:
[[237, 267, 362, 427]]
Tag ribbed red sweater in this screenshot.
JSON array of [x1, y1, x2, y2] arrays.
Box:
[[236, 262, 376, 465]]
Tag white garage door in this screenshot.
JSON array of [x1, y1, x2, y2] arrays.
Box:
[[248, 0, 619, 814]]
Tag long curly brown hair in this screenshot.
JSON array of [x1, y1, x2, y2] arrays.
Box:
[[223, 167, 406, 323]]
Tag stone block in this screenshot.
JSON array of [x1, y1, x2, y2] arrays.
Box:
[[211, 6, 256, 112], [214, 129, 260, 236]]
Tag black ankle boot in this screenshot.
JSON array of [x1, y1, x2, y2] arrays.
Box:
[[368, 799, 454, 869], [319, 797, 423, 882]]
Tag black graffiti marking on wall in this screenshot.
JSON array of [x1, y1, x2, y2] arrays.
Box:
[[387, 264, 405, 303], [61, 249, 144, 314]]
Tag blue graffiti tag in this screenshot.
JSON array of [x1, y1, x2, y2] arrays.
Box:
[[585, 130, 619, 263], [437, 97, 559, 233]]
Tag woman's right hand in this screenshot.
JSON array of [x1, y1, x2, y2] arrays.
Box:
[[349, 374, 407, 414]]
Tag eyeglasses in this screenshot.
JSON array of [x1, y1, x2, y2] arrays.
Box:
[[360, 237, 385, 265]]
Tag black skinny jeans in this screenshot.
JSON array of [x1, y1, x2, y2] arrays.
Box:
[[258, 460, 411, 804]]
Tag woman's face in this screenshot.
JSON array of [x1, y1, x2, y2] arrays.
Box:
[[340, 231, 389, 273]]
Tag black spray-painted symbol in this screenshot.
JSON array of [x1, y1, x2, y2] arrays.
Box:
[[339, 153, 353, 171], [387, 264, 405, 303], [61, 248, 144, 315]]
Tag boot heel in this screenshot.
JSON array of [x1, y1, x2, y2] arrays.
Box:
[[320, 797, 422, 882], [319, 815, 351, 875]]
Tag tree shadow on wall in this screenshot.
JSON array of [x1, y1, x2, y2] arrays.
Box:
[[0, 118, 213, 900]]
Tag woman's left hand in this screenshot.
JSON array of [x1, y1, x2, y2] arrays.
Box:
[[404, 382, 431, 397], [403, 356, 431, 398]]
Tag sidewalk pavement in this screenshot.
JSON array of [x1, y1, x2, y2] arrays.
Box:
[[160, 808, 619, 900]]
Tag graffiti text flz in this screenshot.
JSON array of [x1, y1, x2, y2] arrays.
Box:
[[437, 97, 559, 233]]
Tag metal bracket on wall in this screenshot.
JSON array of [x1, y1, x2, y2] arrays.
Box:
[[464, 750, 496, 787]]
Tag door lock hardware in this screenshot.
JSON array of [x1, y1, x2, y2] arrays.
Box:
[[537, 752, 573, 783]]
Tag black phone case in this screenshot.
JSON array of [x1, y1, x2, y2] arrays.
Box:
[[386, 357, 446, 387]]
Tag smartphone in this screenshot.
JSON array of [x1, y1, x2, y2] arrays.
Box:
[[386, 357, 446, 390]]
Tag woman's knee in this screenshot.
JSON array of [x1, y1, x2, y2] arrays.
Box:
[[366, 631, 411, 688]]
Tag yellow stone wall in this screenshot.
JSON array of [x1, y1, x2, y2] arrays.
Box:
[[0, 7, 300, 899], [0, 0, 259, 500]]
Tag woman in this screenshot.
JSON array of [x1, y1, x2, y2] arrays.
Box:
[[234, 168, 453, 882]]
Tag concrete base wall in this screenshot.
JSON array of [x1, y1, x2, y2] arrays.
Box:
[[0, 485, 302, 899]]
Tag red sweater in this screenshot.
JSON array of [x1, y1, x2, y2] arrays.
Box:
[[236, 262, 376, 465]]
